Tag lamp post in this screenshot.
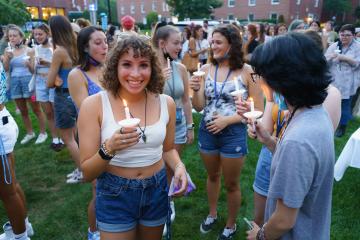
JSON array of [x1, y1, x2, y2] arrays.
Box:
[[89, 0, 98, 25]]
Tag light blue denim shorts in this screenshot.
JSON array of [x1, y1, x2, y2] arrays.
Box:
[[10, 75, 32, 99], [96, 167, 169, 233], [35, 74, 54, 102], [253, 146, 272, 197]]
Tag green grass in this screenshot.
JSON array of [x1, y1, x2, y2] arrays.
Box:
[[1, 101, 360, 239]]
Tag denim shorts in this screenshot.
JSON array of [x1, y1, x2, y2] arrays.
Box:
[[198, 118, 248, 158], [253, 146, 272, 197], [35, 74, 54, 102], [96, 167, 169, 233], [54, 90, 77, 129], [175, 115, 187, 145], [10, 75, 32, 99]]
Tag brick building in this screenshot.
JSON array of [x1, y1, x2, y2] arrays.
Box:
[[116, 0, 171, 25], [116, 0, 323, 24], [214, 0, 323, 24], [23, 0, 87, 20]]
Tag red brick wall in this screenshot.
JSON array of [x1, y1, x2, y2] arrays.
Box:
[[117, 0, 171, 24], [213, 0, 291, 22]]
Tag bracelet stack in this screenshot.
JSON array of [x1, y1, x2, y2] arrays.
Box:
[[98, 142, 114, 161], [256, 223, 267, 240]]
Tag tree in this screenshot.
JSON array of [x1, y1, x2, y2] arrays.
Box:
[[277, 15, 285, 23], [166, 0, 222, 20], [97, 0, 118, 24], [354, 6, 360, 20], [323, 0, 351, 20], [0, 0, 31, 25], [146, 12, 158, 28]]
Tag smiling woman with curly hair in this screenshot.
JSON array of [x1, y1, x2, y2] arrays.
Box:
[[77, 35, 188, 240]]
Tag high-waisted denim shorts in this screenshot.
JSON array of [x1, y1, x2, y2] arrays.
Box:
[[198, 118, 248, 158], [96, 167, 169, 233], [10, 75, 32, 99], [253, 146, 272, 197]]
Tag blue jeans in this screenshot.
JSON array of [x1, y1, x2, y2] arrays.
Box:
[[253, 146, 272, 197], [340, 97, 353, 126], [198, 119, 248, 158], [96, 168, 169, 233]]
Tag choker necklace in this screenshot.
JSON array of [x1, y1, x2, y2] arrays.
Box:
[[128, 90, 148, 143], [88, 55, 101, 67]]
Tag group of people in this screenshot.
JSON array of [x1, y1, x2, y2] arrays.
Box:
[[0, 13, 359, 240]]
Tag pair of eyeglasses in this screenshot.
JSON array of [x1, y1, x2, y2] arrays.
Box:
[[340, 34, 353, 37]]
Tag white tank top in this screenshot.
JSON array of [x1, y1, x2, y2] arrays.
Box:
[[100, 91, 169, 168]]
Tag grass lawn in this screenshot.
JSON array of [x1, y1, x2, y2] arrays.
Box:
[[1, 101, 359, 239]]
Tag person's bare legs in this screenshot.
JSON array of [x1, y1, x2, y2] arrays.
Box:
[[0, 153, 26, 234], [201, 152, 221, 218], [59, 127, 80, 168], [100, 228, 136, 240], [40, 102, 58, 138], [15, 99, 33, 134], [88, 181, 97, 232], [29, 100, 46, 134], [137, 224, 164, 240], [254, 192, 267, 226], [221, 156, 245, 228]]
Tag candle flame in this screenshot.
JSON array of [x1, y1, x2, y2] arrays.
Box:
[[123, 99, 127, 107], [249, 97, 253, 101]]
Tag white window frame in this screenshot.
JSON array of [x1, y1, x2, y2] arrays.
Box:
[[248, 0, 256, 6], [141, 4, 145, 14], [271, 0, 280, 5], [314, 0, 319, 7], [120, 6, 125, 15], [152, 2, 156, 11], [130, 5, 135, 14], [296, 0, 301, 5], [228, 0, 235, 7], [228, 14, 234, 20]]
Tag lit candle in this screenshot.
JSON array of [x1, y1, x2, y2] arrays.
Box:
[[167, 58, 171, 68], [249, 97, 255, 112], [233, 77, 240, 91], [7, 42, 11, 50], [32, 39, 35, 46], [123, 99, 131, 119], [145, 31, 149, 36], [197, 63, 201, 72]]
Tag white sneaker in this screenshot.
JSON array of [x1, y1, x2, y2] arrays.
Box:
[[20, 133, 36, 144], [66, 170, 83, 184], [35, 133, 48, 144], [170, 201, 175, 222], [66, 168, 79, 179]]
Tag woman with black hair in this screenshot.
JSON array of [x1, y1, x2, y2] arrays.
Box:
[[190, 24, 263, 240], [68, 25, 108, 240], [246, 32, 334, 240]]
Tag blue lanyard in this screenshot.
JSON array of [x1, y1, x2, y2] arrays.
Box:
[[214, 65, 232, 106], [275, 109, 286, 138]]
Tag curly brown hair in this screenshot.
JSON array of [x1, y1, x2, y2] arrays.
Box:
[[209, 24, 244, 71], [101, 35, 165, 97]]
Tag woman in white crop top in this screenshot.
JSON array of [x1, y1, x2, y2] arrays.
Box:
[[77, 35, 188, 240]]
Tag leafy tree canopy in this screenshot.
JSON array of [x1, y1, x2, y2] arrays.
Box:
[[324, 0, 352, 15], [0, 0, 31, 25], [166, 0, 222, 20]]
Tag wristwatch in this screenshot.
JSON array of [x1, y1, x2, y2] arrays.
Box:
[[186, 123, 195, 130], [98, 142, 114, 161]]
